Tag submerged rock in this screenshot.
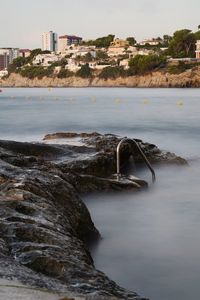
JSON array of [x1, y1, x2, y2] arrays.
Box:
[[0, 133, 187, 299]]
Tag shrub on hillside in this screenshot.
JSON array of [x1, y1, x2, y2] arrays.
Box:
[[57, 68, 74, 78], [99, 66, 126, 80], [167, 61, 188, 74], [76, 64, 92, 78], [128, 54, 166, 75], [8, 57, 28, 74], [20, 66, 53, 79]]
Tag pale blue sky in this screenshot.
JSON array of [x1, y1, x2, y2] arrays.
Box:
[[1, 0, 200, 49]]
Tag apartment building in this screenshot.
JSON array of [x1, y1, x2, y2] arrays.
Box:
[[0, 53, 9, 70], [58, 35, 82, 53], [0, 48, 19, 64], [42, 31, 58, 52]]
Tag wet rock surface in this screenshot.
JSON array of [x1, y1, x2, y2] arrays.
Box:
[[0, 133, 187, 299]]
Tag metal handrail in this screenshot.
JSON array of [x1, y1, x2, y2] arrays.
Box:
[[116, 138, 156, 183]]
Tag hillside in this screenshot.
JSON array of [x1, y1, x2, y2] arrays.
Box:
[[1, 67, 200, 88]]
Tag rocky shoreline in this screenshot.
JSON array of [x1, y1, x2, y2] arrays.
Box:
[[0, 133, 187, 299], [1, 68, 200, 88]]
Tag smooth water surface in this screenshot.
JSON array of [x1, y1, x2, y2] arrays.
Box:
[[0, 88, 200, 299]]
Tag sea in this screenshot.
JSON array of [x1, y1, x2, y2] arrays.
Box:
[[0, 87, 200, 300]]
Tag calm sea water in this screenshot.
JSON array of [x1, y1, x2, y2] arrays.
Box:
[[0, 88, 200, 300]]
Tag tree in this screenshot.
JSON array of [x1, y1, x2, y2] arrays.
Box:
[[51, 58, 68, 67], [163, 35, 172, 46], [8, 57, 27, 73], [126, 37, 137, 46], [76, 64, 92, 78], [198, 25, 200, 30], [167, 29, 196, 58], [128, 54, 166, 75], [82, 52, 93, 63], [26, 49, 51, 63], [195, 30, 200, 41], [57, 68, 74, 78], [167, 61, 188, 74], [85, 35, 115, 48], [20, 66, 54, 79], [99, 66, 126, 80], [96, 50, 108, 60]]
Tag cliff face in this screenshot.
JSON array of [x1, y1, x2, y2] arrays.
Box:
[[1, 67, 200, 87]]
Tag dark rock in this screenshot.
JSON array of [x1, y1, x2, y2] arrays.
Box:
[[0, 132, 187, 299]]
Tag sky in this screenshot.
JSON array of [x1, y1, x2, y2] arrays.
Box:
[[1, 0, 200, 49]]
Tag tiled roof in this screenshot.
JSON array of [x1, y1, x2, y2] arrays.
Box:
[[19, 49, 30, 52], [59, 35, 82, 40]]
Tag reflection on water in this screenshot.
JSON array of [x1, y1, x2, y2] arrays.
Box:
[[1, 87, 200, 299]]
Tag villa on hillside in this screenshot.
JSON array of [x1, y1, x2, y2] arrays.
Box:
[[107, 39, 130, 57], [110, 38, 129, 48], [138, 39, 162, 46], [33, 53, 60, 66], [196, 40, 200, 59], [19, 49, 31, 58]]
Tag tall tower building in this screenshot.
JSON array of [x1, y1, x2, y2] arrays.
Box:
[[42, 31, 58, 52]]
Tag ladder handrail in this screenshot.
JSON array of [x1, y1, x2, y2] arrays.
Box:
[[116, 138, 156, 183]]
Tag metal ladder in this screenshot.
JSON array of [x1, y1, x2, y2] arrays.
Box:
[[116, 138, 156, 183]]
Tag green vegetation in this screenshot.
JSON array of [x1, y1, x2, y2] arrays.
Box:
[[8, 48, 53, 74], [84, 35, 115, 48], [99, 66, 126, 80], [163, 35, 172, 47], [128, 54, 167, 75], [8, 57, 27, 73], [24, 49, 51, 64], [51, 58, 68, 67], [195, 30, 200, 41], [167, 29, 196, 58], [20, 66, 54, 79], [76, 64, 92, 78], [167, 61, 195, 74], [57, 68, 74, 78], [126, 37, 137, 46], [96, 50, 109, 60], [6, 27, 200, 82], [81, 52, 94, 63]]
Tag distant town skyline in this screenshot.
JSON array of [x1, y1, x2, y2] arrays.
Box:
[[1, 0, 200, 49]]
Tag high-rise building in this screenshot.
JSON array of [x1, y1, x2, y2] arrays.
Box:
[[0, 53, 9, 70], [58, 35, 82, 53], [42, 31, 58, 52], [0, 48, 19, 64]]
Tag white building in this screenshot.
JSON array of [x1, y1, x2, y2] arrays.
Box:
[[107, 47, 126, 57], [138, 39, 161, 46], [65, 59, 81, 72], [33, 53, 60, 66], [196, 40, 200, 59], [71, 48, 96, 59], [0, 69, 8, 78], [19, 49, 31, 58], [42, 31, 58, 52], [119, 59, 129, 69]]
